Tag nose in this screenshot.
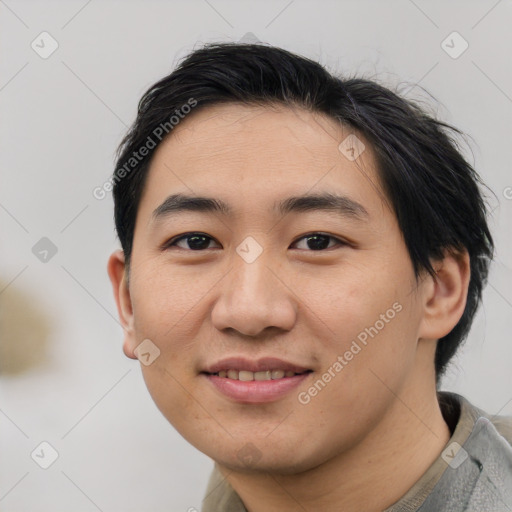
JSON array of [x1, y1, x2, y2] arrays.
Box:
[[211, 249, 297, 337]]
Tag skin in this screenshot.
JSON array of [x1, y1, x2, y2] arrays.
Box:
[[108, 103, 470, 511]]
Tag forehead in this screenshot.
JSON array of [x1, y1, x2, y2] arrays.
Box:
[[138, 103, 388, 221], [154, 102, 371, 168]]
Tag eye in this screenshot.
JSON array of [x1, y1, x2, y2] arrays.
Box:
[[291, 233, 346, 251], [163, 232, 347, 252], [164, 232, 220, 251]]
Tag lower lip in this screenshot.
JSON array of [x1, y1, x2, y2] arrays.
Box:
[[204, 373, 311, 403]]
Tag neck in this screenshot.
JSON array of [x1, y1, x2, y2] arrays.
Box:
[[217, 345, 451, 512]]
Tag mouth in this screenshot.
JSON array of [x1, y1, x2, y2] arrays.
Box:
[[201, 357, 313, 403], [206, 369, 312, 381]]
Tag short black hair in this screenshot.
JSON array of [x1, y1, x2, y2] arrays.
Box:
[[112, 42, 494, 383]]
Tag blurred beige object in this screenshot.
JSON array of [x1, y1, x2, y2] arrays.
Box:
[[0, 278, 51, 375]]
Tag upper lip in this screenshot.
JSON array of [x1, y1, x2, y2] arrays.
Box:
[[203, 357, 312, 374]]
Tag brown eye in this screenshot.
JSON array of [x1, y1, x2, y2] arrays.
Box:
[[163, 232, 347, 252], [292, 233, 346, 251], [165, 232, 220, 251]]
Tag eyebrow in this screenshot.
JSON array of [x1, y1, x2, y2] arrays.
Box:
[[152, 192, 369, 222]]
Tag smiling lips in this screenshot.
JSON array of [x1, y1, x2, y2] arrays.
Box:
[[213, 369, 308, 381], [202, 357, 313, 403]]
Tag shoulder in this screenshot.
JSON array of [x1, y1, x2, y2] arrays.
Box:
[[487, 414, 512, 445], [439, 390, 512, 445], [462, 392, 512, 446], [422, 392, 512, 510]]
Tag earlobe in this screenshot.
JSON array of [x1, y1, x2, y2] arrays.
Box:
[[107, 250, 138, 360], [418, 249, 471, 341]]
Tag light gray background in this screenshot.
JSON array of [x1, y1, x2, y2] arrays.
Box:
[[1, 0, 511, 510]]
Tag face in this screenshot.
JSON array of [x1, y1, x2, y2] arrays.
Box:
[[111, 103, 435, 474]]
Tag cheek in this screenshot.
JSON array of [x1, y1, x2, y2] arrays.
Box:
[[293, 303, 420, 455], [132, 268, 186, 317], [140, 363, 205, 442], [306, 271, 420, 404], [130, 262, 216, 341], [128, 264, 218, 425]]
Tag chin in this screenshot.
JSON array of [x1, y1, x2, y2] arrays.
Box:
[[200, 437, 325, 476], [218, 453, 315, 476]]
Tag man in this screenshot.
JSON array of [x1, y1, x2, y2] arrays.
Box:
[[107, 42, 512, 511]]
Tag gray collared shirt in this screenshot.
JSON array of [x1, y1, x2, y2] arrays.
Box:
[[201, 392, 512, 511]]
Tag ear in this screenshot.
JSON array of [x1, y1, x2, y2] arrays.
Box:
[[418, 249, 471, 340], [107, 250, 138, 359]]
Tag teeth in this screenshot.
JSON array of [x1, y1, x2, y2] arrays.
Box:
[[271, 370, 285, 379], [255, 370, 272, 381], [239, 370, 254, 381], [214, 369, 306, 380]]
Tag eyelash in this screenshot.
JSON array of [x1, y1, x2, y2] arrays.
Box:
[[163, 232, 348, 252]]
